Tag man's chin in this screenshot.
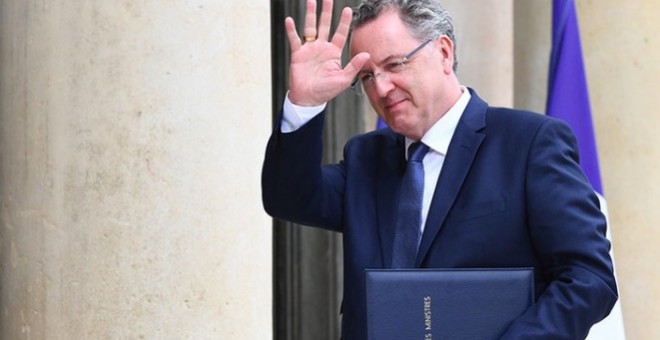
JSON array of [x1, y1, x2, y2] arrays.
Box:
[[388, 121, 414, 136]]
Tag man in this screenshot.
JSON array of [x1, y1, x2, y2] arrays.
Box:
[[262, 0, 618, 339]]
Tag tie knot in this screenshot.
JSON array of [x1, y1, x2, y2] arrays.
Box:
[[408, 142, 429, 162]]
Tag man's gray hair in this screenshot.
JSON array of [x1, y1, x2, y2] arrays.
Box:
[[352, 0, 458, 71]]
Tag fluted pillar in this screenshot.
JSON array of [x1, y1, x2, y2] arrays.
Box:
[[0, 1, 271, 339]]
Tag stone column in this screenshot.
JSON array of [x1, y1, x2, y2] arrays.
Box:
[[578, 1, 660, 339], [0, 1, 272, 339]]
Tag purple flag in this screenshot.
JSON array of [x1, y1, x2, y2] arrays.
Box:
[[546, 0, 602, 194]]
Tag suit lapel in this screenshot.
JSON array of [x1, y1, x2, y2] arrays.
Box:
[[415, 92, 488, 266], [376, 134, 406, 267]]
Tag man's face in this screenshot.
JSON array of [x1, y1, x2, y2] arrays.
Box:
[[350, 10, 457, 140]]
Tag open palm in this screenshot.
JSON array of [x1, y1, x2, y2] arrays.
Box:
[[286, 0, 370, 107]]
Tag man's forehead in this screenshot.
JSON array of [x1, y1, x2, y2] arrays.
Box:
[[349, 12, 414, 58]]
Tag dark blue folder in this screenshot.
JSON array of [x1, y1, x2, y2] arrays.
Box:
[[365, 268, 534, 340]]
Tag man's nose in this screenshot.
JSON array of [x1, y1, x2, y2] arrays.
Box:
[[373, 74, 395, 97]]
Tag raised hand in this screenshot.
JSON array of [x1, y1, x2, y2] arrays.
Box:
[[285, 0, 370, 107]]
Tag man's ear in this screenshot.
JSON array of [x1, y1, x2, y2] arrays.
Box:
[[435, 35, 454, 73]]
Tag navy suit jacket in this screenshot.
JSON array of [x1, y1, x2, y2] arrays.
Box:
[[262, 90, 617, 340]]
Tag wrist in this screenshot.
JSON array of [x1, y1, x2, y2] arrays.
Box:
[[288, 90, 326, 107]]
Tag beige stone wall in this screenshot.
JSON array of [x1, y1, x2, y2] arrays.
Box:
[[0, 1, 272, 339], [444, 0, 514, 108], [513, 0, 551, 113], [577, 1, 660, 339]]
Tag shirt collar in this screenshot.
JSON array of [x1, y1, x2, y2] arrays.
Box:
[[405, 86, 472, 158]]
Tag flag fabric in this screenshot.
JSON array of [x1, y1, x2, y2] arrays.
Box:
[[547, 1, 626, 339], [547, 0, 601, 193]]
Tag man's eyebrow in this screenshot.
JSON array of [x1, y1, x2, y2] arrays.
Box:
[[359, 53, 401, 73], [379, 54, 401, 64]]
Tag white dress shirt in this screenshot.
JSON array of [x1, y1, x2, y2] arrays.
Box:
[[409, 87, 471, 233]]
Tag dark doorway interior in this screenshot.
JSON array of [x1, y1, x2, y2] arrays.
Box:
[[270, 0, 364, 339]]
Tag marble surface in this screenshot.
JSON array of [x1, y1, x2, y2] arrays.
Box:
[[0, 1, 272, 338]]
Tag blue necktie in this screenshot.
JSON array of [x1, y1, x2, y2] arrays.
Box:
[[391, 142, 429, 268]]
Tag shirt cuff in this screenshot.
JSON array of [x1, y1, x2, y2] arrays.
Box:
[[281, 92, 327, 133]]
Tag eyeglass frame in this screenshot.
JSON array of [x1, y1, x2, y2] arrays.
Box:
[[350, 38, 434, 95]]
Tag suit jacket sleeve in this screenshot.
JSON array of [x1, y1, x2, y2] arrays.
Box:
[[261, 110, 345, 232], [500, 118, 618, 339]]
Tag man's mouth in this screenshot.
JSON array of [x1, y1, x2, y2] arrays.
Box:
[[385, 98, 407, 111]]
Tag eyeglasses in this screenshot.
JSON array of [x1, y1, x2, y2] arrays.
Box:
[[350, 39, 433, 95]]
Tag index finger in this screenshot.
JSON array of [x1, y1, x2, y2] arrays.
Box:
[[285, 17, 302, 51]]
